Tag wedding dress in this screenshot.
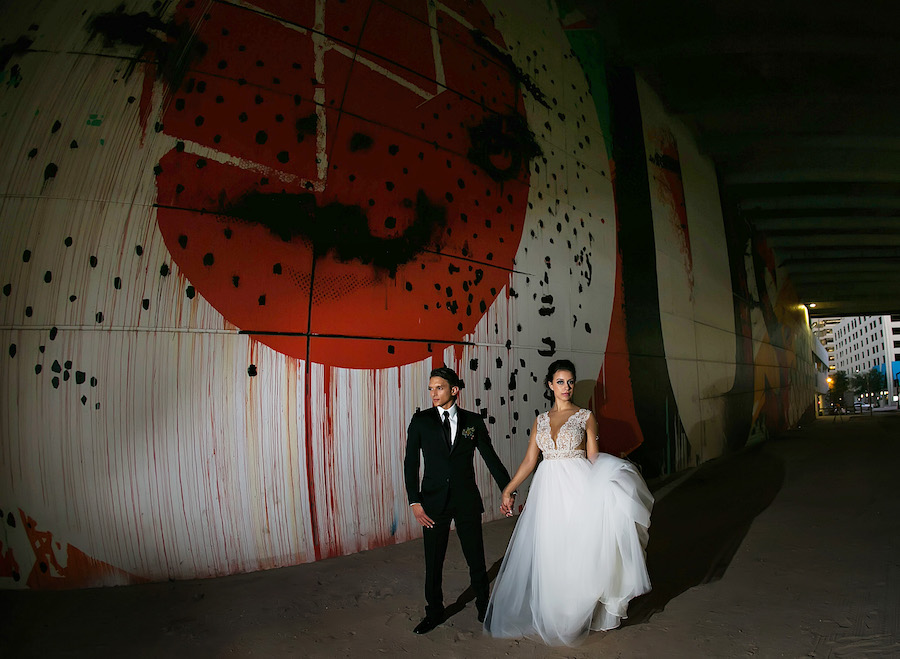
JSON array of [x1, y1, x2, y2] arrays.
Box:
[[483, 408, 653, 646]]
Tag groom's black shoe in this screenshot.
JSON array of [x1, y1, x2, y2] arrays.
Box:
[[413, 615, 442, 634]]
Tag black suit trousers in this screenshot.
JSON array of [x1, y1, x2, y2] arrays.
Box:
[[422, 504, 488, 619]]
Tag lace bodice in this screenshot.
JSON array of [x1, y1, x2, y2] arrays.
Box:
[[536, 408, 590, 460]]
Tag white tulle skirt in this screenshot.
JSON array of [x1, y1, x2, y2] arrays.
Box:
[[483, 453, 653, 647]]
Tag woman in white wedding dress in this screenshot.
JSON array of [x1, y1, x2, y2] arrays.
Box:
[[483, 359, 654, 646]]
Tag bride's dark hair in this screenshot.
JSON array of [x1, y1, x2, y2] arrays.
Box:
[[543, 359, 577, 401]]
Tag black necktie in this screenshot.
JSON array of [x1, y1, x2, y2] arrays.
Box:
[[442, 411, 452, 451]]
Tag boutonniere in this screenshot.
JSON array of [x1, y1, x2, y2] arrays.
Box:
[[461, 426, 476, 442]]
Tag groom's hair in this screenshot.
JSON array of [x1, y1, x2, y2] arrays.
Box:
[[430, 366, 464, 390]]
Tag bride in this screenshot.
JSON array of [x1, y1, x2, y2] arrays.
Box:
[[483, 359, 654, 646]]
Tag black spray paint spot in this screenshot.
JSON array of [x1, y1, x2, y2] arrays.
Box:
[[2, 284, 9, 296], [467, 113, 541, 183], [296, 114, 317, 141], [649, 151, 682, 175], [43, 163, 58, 182], [0, 36, 33, 71], [88, 8, 208, 91], [222, 189, 447, 276], [538, 337, 556, 357], [22, 249, 32, 261], [470, 30, 550, 110], [247, 364, 257, 376], [51, 120, 62, 134], [8, 344, 16, 358], [349, 132, 374, 152]]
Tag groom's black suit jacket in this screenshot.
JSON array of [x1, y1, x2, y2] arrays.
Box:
[[404, 406, 511, 517]]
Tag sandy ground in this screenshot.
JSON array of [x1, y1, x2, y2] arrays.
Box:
[[4, 409, 900, 658]]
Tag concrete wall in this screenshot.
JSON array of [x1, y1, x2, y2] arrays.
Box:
[[0, 0, 815, 589]]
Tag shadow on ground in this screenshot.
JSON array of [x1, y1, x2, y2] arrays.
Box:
[[624, 443, 785, 626]]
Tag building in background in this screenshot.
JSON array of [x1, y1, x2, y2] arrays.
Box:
[[810, 317, 840, 371], [831, 315, 900, 406]]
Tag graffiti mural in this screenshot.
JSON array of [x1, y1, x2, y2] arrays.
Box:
[[0, 0, 814, 589]]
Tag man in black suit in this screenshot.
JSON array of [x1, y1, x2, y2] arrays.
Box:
[[404, 366, 513, 634]]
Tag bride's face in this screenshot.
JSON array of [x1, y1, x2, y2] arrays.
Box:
[[548, 370, 575, 404]]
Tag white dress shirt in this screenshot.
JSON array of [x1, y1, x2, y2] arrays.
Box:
[[440, 403, 459, 447]]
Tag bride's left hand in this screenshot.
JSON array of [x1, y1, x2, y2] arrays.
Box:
[[500, 492, 516, 516]]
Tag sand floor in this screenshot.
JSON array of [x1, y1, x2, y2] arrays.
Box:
[[4, 409, 900, 658]]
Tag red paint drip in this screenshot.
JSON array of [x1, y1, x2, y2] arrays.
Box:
[[0, 540, 20, 581], [649, 129, 693, 293], [321, 366, 344, 558], [138, 65, 155, 145], [303, 364, 322, 561]]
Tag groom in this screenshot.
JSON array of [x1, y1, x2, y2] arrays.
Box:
[[404, 366, 513, 634]]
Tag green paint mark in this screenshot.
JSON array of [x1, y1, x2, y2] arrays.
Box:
[[556, 7, 614, 160], [99, 138, 105, 145], [86, 113, 103, 127], [562, 30, 613, 160]]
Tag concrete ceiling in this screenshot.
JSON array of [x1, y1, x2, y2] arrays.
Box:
[[577, 0, 900, 318]]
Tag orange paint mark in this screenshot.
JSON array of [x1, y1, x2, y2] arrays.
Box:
[[19, 509, 146, 590]]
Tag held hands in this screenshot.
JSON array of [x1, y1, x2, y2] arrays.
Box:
[[500, 491, 517, 517], [410, 503, 434, 529]]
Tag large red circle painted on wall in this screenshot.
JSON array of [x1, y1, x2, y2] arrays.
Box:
[[149, 0, 535, 368]]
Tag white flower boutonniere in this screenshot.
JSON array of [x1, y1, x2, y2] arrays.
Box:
[[461, 426, 476, 442]]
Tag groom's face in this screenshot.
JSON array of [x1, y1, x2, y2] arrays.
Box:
[[428, 377, 459, 410]]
